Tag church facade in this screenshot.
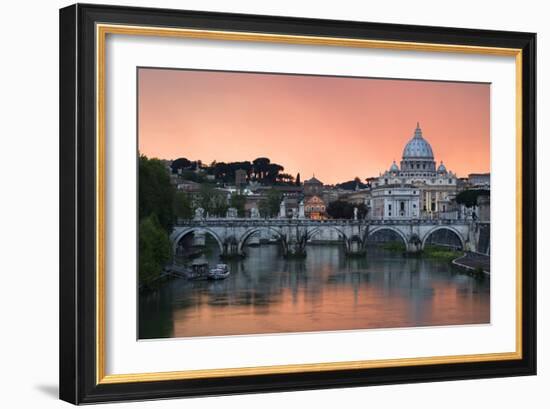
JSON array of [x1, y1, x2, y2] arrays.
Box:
[[369, 123, 458, 220]]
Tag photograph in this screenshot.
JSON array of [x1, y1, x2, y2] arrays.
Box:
[[137, 68, 492, 339]]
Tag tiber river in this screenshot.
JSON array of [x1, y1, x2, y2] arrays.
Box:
[[139, 242, 490, 339]]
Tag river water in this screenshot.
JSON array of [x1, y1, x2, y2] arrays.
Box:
[[139, 244, 490, 339]]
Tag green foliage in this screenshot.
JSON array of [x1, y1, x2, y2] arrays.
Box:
[[198, 184, 228, 217], [423, 245, 462, 260], [173, 191, 194, 220], [382, 242, 406, 252], [178, 170, 207, 184], [229, 194, 246, 217], [455, 189, 490, 208], [139, 215, 172, 287], [139, 155, 174, 231], [326, 200, 368, 219], [259, 189, 283, 218]]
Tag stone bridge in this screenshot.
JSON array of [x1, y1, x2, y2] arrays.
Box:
[[171, 218, 480, 258]]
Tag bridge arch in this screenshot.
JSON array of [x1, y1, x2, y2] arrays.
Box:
[[172, 227, 224, 254], [306, 225, 350, 249], [306, 225, 349, 241], [366, 226, 408, 247], [237, 226, 285, 253], [421, 226, 465, 250]]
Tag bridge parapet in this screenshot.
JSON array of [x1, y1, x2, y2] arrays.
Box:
[[175, 217, 471, 227]]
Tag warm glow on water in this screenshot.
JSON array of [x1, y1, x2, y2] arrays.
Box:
[[139, 245, 490, 339]]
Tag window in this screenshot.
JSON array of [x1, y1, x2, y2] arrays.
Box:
[[389, 190, 392, 194], [388, 204, 392, 211], [400, 202, 405, 211]]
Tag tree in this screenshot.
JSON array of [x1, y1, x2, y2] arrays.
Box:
[[139, 155, 175, 231], [336, 178, 368, 191], [326, 200, 367, 219], [264, 163, 284, 183], [296, 172, 301, 186], [252, 157, 271, 180], [171, 157, 192, 174], [198, 185, 228, 217], [276, 173, 294, 185], [229, 194, 246, 217], [139, 214, 172, 287], [259, 189, 282, 218], [173, 191, 193, 220], [455, 189, 490, 208]]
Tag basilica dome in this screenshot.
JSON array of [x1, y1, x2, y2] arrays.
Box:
[[402, 123, 434, 159]]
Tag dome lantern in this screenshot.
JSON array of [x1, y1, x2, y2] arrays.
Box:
[[402, 123, 434, 160]]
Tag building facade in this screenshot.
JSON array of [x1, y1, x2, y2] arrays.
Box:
[[304, 195, 327, 220], [303, 175, 323, 196], [371, 123, 458, 219]]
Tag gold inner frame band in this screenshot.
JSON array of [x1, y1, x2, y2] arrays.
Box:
[[95, 23, 523, 385]]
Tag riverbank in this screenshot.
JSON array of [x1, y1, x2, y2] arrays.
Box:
[[380, 243, 462, 261], [452, 252, 490, 274]]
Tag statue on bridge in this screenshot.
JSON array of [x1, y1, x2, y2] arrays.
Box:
[[226, 207, 238, 219], [194, 207, 205, 220], [250, 206, 260, 219], [279, 200, 286, 218]]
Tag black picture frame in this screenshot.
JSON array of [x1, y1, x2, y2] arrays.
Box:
[[59, 3, 536, 404]]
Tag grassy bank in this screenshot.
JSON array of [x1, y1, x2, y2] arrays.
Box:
[[422, 245, 463, 261], [381, 242, 406, 252], [379, 242, 462, 261]]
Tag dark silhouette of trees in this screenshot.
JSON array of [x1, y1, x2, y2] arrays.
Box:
[[296, 173, 301, 186], [455, 189, 490, 208], [171, 157, 192, 174], [252, 157, 271, 180], [276, 173, 294, 185], [326, 200, 368, 219], [336, 177, 368, 191]]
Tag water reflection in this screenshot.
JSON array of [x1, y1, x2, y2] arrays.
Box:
[[139, 244, 490, 339]]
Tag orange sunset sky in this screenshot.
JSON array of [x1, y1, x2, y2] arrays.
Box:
[[138, 68, 490, 184]]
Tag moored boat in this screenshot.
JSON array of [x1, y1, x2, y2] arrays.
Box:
[[207, 264, 230, 280]]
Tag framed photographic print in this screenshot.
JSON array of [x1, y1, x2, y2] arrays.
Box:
[[59, 3, 536, 404]]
